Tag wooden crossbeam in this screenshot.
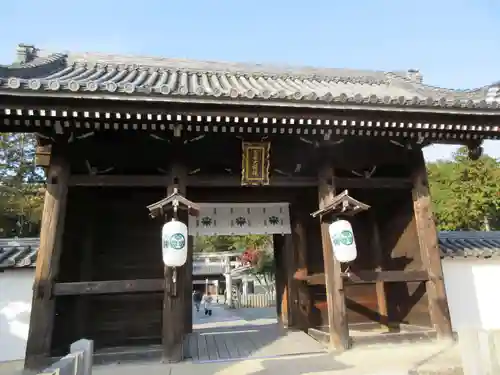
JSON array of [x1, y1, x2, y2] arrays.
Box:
[[295, 270, 430, 285], [67, 174, 413, 189], [53, 279, 164, 296]]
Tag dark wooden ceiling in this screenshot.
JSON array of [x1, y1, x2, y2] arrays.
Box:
[[64, 130, 415, 178]]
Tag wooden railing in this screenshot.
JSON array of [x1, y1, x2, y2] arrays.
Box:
[[38, 339, 93, 375]]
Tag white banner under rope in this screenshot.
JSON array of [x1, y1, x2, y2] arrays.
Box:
[[188, 202, 291, 236]]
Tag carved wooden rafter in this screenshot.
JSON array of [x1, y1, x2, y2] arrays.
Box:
[[35, 130, 96, 145], [351, 166, 377, 178], [84, 160, 114, 175]]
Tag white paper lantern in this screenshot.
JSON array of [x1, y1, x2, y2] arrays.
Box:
[[161, 219, 188, 267], [328, 219, 357, 263]]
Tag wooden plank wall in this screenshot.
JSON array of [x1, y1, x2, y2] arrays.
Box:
[[378, 189, 431, 327], [52, 187, 165, 354], [307, 188, 432, 330]]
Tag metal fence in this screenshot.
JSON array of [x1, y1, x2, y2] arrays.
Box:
[[38, 339, 93, 375], [236, 293, 276, 308]]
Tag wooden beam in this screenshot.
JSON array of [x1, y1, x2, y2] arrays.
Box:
[[69, 174, 171, 187], [67, 174, 412, 189], [333, 177, 412, 189], [0, 100, 388, 124], [24, 153, 69, 370], [347, 270, 429, 284], [297, 270, 430, 285], [4, 97, 497, 124], [53, 279, 164, 295], [411, 149, 453, 339], [68, 174, 317, 187], [317, 165, 349, 351]]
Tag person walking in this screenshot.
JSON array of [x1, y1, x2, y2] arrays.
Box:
[[202, 291, 213, 316], [192, 290, 202, 312]]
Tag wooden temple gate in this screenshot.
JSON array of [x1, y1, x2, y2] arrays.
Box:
[[0, 44, 499, 370]]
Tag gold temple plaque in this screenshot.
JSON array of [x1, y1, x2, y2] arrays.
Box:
[[241, 141, 270, 186]]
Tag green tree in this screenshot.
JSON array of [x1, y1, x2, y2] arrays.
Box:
[[428, 147, 500, 231], [0, 132, 45, 237], [230, 234, 272, 252], [193, 235, 236, 253], [193, 234, 272, 253], [0, 133, 43, 183]]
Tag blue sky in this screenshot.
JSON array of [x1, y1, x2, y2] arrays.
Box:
[[0, 0, 499, 161]]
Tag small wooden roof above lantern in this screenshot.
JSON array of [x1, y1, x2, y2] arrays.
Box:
[[311, 189, 370, 221], [147, 188, 200, 219]]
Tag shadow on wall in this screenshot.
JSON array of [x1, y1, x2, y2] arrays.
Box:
[[441, 260, 484, 331], [0, 269, 34, 363]]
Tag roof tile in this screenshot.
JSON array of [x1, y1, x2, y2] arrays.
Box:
[[1, 232, 499, 270], [438, 231, 500, 259], [0, 45, 499, 111]]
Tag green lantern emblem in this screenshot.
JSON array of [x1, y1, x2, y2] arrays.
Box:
[[333, 230, 354, 246], [268, 215, 280, 225], [169, 233, 186, 250]]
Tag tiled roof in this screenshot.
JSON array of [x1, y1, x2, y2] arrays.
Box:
[[0, 238, 38, 269], [438, 231, 500, 259], [1, 44, 500, 112], [1, 232, 499, 270]]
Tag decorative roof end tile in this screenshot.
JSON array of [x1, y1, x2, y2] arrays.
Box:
[[407, 69, 423, 83], [16, 43, 38, 64]]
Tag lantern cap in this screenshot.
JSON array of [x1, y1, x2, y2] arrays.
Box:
[[311, 189, 370, 219], [147, 188, 200, 218]]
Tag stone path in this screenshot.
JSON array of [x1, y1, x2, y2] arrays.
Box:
[[185, 304, 327, 362], [90, 339, 463, 375], [0, 305, 464, 375]]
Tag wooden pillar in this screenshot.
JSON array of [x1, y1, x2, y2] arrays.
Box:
[[291, 203, 313, 331], [274, 235, 290, 326], [371, 210, 389, 329], [411, 149, 452, 339], [283, 234, 295, 327], [25, 152, 70, 370], [318, 165, 349, 350], [185, 235, 193, 333], [274, 235, 284, 321], [162, 163, 189, 362]]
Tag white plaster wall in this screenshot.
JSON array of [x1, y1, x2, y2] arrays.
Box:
[[0, 269, 34, 363], [442, 258, 500, 331]]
